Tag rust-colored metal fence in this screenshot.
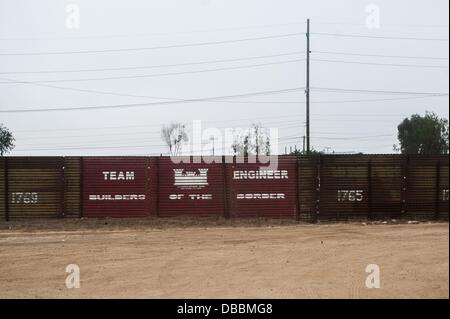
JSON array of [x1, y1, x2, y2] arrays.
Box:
[[81, 157, 155, 218], [226, 156, 298, 219], [0, 155, 448, 222], [1, 157, 65, 219], [157, 157, 226, 218]]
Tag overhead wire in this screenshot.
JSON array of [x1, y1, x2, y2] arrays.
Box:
[[312, 32, 449, 41], [0, 32, 305, 56], [312, 58, 449, 69], [314, 50, 449, 61], [0, 51, 305, 75], [0, 86, 306, 113], [0, 58, 306, 84]]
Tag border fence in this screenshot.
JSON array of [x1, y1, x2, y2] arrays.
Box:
[[0, 155, 448, 222]]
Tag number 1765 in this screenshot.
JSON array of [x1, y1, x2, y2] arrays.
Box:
[[338, 190, 364, 202]]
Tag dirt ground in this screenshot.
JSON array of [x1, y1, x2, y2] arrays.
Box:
[[0, 218, 448, 299]]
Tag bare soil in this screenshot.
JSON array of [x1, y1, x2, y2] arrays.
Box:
[[0, 218, 448, 298]]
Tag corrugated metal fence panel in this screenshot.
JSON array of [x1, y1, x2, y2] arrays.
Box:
[[320, 156, 370, 221], [82, 157, 154, 218], [406, 155, 441, 219], [0, 158, 5, 220], [298, 155, 319, 222], [228, 156, 297, 219], [7, 157, 64, 219], [158, 157, 225, 217], [438, 158, 449, 220], [63, 157, 81, 218], [370, 155, 403, 219], [148, 157, 159, 217]]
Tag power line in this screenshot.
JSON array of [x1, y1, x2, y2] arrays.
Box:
[[311, 21, 450, 29], [311, 87, 449, 96], [282, 134, 393, 141], [15, 123, 396, 148], [13, 116, 411, 143], [13, 111, 419, 135], [4, 77, 447, 106], [12, 132, 394, 152], [0, 32, 305, 56], [16, 117, 404, 148], [13, 115, 306, 133], [0, 58, 305, 84], [311, 94, 449, 103], [0, 75, 304, 105], [312, 32, 449, 41], [2, 20, 447, 42], [314, 50, 449, 61], [19, 129, 307, 148], [311, 113, 414, 118], [14, 120, 305, 141], [13, 134, 396, 152], [314, 135, 393, 141], [13, 134, 293, 151], [0, 86, 305, 113], [0, 51, 305, 75], [2, 75, 446, 117], [13, 115, 304, 133], [0, 22, 308, 42], [13, 144, 171, 151], [309, 118, 407, 123], [312, 58, 449, 69]]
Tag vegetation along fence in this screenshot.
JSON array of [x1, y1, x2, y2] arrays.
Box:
[[0, 155, 448, 222]]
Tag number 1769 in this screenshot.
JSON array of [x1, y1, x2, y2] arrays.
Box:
[[11, 192, 38, 204]]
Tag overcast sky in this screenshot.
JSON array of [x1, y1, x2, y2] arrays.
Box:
[[0, 0, 448, 156]]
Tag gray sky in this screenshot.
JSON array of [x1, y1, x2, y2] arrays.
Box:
[[0, 0, 448, 156]]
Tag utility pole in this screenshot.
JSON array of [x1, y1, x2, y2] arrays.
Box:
[[302, 135, 306, 153], [306, 19, 311, 153]]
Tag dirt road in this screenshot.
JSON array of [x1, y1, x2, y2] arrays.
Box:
[[0, 219, 448, 298]]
